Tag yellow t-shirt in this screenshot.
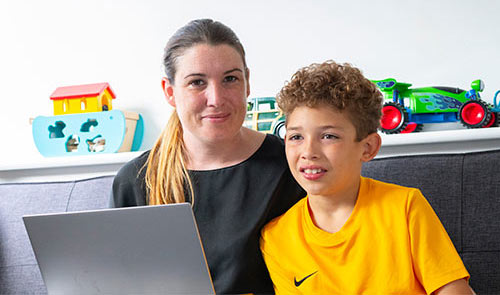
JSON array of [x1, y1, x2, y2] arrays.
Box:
[[260, 177, 469, 295]]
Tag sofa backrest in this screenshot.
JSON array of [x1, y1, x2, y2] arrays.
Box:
[[362, 150, 500, 295], [0, 150, 499, 294], [0, 176, 113, 294]]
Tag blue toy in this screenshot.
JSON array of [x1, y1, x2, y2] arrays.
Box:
[[33, 110, 144, 157]]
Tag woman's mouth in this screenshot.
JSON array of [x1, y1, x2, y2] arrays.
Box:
[[202, 113, 230, 122]]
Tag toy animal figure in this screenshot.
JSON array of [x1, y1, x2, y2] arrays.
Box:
[[48, 121, 66, 138], [66, 136, 79, 152], [87, 136, 106, 152]]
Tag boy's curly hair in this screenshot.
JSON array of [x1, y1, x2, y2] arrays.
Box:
[[277, 60, 383, 141]]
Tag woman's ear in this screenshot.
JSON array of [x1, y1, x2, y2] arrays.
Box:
[[361, 132, 381, 162], [245, 68, 251, 97], [162, 77, 176, 107]]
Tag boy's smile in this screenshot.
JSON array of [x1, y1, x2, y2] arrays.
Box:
[[285, 105, 378, 200], [300, 165, 327, 180]]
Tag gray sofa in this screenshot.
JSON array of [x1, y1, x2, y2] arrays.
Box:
[[1, 150, 499, 294]]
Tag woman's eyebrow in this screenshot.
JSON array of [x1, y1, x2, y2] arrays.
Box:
[[183, 73, 206, 79], [183, 68, 243, 80], [223, 68, 243, 75]]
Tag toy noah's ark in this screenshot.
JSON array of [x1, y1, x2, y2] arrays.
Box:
[[32, 82, 144, 157]]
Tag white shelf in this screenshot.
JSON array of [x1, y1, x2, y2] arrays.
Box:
[[1, 127, 500, 184], [377, 127, 500, 158], [0, 151, 144, 184], [0, 151, 143, 171]]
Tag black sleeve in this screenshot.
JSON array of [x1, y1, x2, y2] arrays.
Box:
[[109, 151, 150, 208], [266, 167, 306, 223]]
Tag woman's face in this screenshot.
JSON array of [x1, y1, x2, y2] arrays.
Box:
[[163, 44, 250, 145]]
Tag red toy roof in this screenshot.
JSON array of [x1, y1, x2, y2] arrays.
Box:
[[50, 82, 116, 100]]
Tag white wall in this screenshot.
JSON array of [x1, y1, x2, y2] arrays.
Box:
[[1, 0, 499, 163]]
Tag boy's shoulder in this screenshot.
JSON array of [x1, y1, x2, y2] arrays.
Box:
[[262, 196, 307, 239], [360, 177, 426, 211], [362, 176, 420, 196]]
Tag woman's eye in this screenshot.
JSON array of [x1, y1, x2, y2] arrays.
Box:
[[189, 79, 205, 87], [224, 76, 238, 83]]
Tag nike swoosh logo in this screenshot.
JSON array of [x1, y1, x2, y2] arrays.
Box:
[[294, 271, 318, 287]]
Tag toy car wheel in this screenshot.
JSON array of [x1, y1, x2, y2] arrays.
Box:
[[459, 100, 492, 128], [273, 121, 286, 139], [380, 102, 409, 134], [401, 122, 423, 133], [492, 112, 499, 127], [483, 112, 498, 128]]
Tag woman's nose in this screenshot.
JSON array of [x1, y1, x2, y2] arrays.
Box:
[[206, 83, 224, 107]]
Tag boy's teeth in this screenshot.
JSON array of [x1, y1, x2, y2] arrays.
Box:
[[304, 169, 322, 174]]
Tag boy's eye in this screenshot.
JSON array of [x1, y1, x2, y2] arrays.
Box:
[[322, 134, 338, 140], [287, 134, 303, 141]]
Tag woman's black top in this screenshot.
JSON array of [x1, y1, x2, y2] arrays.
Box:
[[110, 134, 305, 294]]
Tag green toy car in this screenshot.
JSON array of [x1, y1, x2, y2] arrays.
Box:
[[244, 97, 286, 138], [372, 78, 498, 134]]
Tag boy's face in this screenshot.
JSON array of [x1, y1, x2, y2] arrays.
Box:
[[285, 105, 380, 199]]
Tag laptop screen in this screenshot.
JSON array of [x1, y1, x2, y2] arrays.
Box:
[[23, 203, 215, 294]]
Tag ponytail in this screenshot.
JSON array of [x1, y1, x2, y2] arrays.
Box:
[[144, 112, 194, 205]]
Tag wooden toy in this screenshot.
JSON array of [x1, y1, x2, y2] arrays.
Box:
[[50, 82, 116, 115], [33, 82, 143, 157]]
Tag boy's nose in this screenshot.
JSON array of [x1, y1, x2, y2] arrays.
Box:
[[206, 83, 225, 107], [301, 139, 319, 160]]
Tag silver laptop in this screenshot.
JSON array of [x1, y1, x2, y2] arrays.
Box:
[[23, 203, 215, 295]]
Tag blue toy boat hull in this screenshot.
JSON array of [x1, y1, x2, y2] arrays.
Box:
[[32, 110, 143, 157]]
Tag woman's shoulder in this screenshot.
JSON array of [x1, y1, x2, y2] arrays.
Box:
[[256, 134, 286, 158], [111, 150, 150, 207], [115, 150, 150, 180], [263, 133, 285, 147]]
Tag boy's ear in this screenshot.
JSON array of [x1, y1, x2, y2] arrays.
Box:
[[360, 132, 381, 162], [162, 77, 176, 107]]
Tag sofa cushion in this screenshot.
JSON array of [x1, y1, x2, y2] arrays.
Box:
[[362, 154, 464, 251], [462, 151, 500, 252], [66, 176, 115, 212], [0, 176, 113, 294], [0, 265, 46, 295], [461, 251, 500, 295], [362, 151, 500, 294]]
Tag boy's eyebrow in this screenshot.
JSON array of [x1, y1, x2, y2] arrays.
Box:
[[183, 68, 243, 79], [286, 125, 344, 131], [319, 125, 345, 131], [285, 126, 302, 132]]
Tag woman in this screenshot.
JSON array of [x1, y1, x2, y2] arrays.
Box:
[[110, 19, 304, 294]]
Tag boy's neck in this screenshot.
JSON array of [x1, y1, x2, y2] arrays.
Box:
[[307, 178, 361, 234]]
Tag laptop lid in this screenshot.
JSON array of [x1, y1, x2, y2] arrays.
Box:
[[23, 203, 215, 295]]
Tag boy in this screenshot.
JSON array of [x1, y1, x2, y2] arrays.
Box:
[[260, 61, 473, 294]]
